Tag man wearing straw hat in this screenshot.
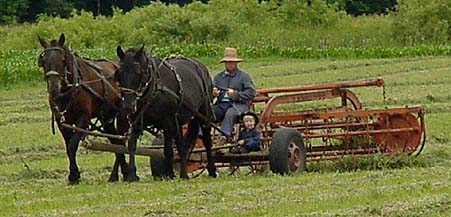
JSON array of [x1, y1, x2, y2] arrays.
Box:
[[212, 47, 257, 141]]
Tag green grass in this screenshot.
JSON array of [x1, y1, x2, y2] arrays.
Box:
[[0, 56, 450, 216]]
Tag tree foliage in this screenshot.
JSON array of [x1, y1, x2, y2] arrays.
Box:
[[1, 0, 399, 24], [392, 0, 451, 44], [327, 0, 397, 16], [0, 0, 30, 23], [1, 0, 450, 51], [1, 0, 211, 24]]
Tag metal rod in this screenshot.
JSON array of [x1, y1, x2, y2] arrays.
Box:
[[266, 106, 423, 122], [303, 127, 419, 139], [257, 78, 384, 94]]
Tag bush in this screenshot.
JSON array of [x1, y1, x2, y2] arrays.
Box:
[[0, 0, 352, 50], [392, 0, 451, 45]]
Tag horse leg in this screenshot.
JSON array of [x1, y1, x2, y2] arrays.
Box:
[[126, 127, 140, 182], [176, 122, 191, 179], [103, 121, 128, 182], [59, 125, 75, 182], [65, 117, 89, 184], [201, 122, 217, 178], [162, 126, 176, 179], [116, 112, 130, 180]]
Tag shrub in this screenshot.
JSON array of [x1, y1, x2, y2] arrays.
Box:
[[392, 0, 451, 45]]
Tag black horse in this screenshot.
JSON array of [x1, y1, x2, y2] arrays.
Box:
[[115, 46, 217, 180], [38, 34, 129, 184]]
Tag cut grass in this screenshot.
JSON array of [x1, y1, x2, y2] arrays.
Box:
[[0, 56, 450, 216]]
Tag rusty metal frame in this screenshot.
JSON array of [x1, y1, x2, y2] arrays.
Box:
[[82, 78, 426, 172]]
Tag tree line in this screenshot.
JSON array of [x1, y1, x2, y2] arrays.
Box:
[[1, 0, 397, 24]]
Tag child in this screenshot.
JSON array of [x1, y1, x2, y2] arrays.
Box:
[[230, 111, 262, 154]]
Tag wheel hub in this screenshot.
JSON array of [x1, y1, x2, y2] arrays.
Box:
[[288, 142, 301, 172]]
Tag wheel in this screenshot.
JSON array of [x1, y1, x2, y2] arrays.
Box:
[[269, 128, 307, 174], [149, 133, 205, 179], [373, 113, 421, 154]]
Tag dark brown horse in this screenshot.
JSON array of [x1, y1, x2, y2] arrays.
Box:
[[115, 46, 216, 180], [38, 34, 128, 184]]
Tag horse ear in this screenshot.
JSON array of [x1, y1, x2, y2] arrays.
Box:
[[38, 36, 48, 48], [135, 45, 145, 61], [58, 33, 65, 46], [117, 46, 125, 60]]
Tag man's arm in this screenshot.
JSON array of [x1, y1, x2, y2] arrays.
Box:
[[231, 73, 256, 102], [212, 73, 225, 98]]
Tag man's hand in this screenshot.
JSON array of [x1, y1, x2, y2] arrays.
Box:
[[212, 87, 220, 97], [226, 88, 234, 97]]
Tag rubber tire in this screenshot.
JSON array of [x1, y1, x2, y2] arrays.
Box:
[[269, 128, 307, 174]]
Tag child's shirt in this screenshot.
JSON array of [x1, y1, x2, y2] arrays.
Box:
[[238, 127, 262, 151]]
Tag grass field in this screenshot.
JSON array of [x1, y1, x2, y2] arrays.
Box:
[[0, 56, 450, 216]]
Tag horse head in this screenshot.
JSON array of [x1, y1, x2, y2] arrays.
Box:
[[38, 33, 74, 100], [116, 45, 151, 115]]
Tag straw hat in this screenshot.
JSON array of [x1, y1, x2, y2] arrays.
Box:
[[220, 47, 243, 63]]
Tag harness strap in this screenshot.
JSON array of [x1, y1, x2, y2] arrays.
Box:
[[45, 71, 60, 78], [162, 61, 184, 115], [51, 112, 56, 135], [84, 59, 121, 99], [50, 87, 78, 124], [73, 58, 81, 86], [129, 56, 185, 130], [81, 83, 119, 111]]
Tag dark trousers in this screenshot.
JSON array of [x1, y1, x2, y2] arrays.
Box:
[[212, 102, 241, 136]]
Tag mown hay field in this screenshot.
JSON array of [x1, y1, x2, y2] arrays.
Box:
[[0, 56, 450, 216]]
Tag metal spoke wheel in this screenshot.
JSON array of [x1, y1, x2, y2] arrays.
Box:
[[374, 113, 421, 154]]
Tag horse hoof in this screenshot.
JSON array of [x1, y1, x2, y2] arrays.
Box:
[[108, 175, 119, 183], [207, 166, 218, 178], [68, 179, 80, 185], [167, 173, 175, 180], [209, 172, 218, 178], [121, 172, 129, 181], [126, 175, 140, 182], [68, 173, 80, 184]]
